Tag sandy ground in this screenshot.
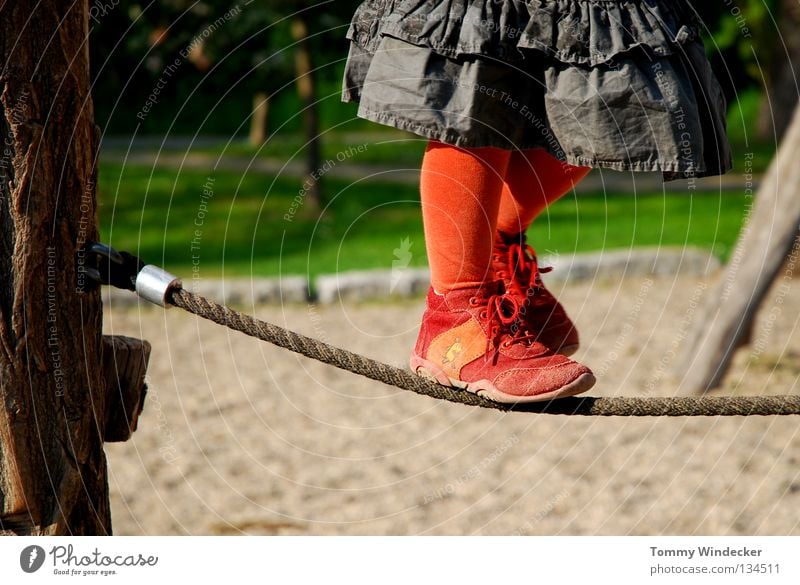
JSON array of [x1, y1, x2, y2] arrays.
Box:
[[104, 270, 800, 535]]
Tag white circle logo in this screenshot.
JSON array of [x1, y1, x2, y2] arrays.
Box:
[[20, 545, 46, 573]]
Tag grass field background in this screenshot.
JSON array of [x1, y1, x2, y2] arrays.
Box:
[[99, 162, 750, 280], [98, 87, 767, 279]]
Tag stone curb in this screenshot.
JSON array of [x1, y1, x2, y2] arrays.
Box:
[[315, 268, 431, 304], [102, 248, 720, 307], [541, 247, 721, 285], [314, 248, 720, 303]]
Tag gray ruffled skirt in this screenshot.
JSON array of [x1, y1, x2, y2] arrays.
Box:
[[342, 0, 732, 180]]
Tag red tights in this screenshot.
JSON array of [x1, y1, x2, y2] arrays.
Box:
[[420, 140, 590, 292]]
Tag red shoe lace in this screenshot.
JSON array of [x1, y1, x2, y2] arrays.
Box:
[[469, 291, 519, 356], [469, 289, 547, 360], [505, 242, 552, 299]]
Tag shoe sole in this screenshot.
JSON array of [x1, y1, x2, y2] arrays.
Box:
[[409, 355, 596, 404]]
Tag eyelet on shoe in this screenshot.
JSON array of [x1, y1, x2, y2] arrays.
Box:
[[469, 297, 480, 306], [479, 310, 487, 319], [501, 340, 512, 348]]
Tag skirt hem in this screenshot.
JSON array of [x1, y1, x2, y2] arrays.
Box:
[[351, 104, 723, 180]]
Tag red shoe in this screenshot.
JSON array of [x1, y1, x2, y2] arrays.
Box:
[[409, 283, 595, 403], [493, 231, 580, 356]]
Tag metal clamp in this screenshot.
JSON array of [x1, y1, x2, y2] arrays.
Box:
[[135, 265, 182, 308], [80, 241, 182, 307], [80, 241, 143, 292], [82, 242, 124, 285]]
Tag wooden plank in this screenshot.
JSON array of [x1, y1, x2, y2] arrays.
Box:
[[102, 336, 151, 443]]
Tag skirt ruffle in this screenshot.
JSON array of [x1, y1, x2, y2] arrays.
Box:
[[343, 0, 732, 180]]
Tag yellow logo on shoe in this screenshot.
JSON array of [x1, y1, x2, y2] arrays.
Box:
[[442, 338, 463, 365], [429, 319, 486, 379]]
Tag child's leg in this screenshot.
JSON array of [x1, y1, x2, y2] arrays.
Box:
[[496, 149, 590, 235], [420, 140, 511, 292], [412, 140, 595, 403]]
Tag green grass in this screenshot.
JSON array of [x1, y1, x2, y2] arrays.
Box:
[[540, 190, 747, 262], [224, 130, 428, 168], [104, 128, 428, 169], [99, 162, 427, 280], [99, 162, 750, 280]]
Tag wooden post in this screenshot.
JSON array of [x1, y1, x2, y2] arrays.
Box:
[[0, 2, 111, 534], [673, 102, 800, 393]]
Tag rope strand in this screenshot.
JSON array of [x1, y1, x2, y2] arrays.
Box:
[[167, 288, 800, 417]]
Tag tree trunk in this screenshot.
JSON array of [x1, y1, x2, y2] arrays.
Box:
[[0, 1, 110, 534], [756, 0, 800, 142], [291, 13, 322, 210], [249, 92, 270, 146]]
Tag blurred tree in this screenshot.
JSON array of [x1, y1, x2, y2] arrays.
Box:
[[90, 0, 361, 206], [91, 2, 785, 140], [754, 0, 800, 142], [701, 0, 798, 143], [693, 3, 755, 106], [288, 0, 322, 209], [90, 1, 298, 135], [201, 2, 295, 145], [266, 0, 360, 208]]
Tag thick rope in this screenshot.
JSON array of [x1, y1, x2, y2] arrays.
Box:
[[167, 288, 800, 417]]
